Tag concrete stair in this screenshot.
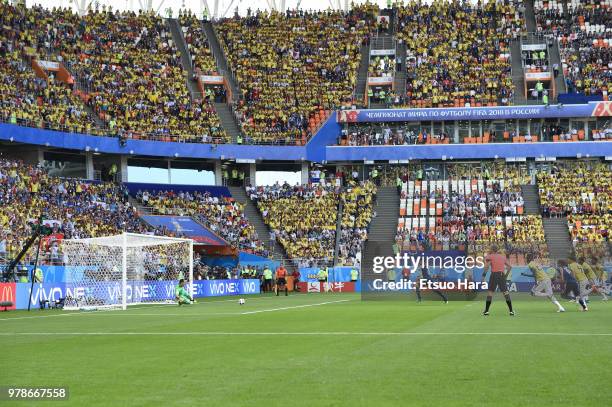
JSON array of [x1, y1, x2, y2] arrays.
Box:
[[214, 102, 242, 143], [201, 21, 243, 142], [167, 18, 203, 100], [128, 196, 152, 216], [361, 187, 399, 277], [354, 44, 370, 107], [228, 186, 296, 274], [525, 0, 538, 33], [202, 21, 239, 98], [393, 41, 407, 95], [510, 39, 528, 105], [333, 200, 344, 266], [520, 184, 540, 215], [543, 217, 573, 260], [548, 39, 567, 97]]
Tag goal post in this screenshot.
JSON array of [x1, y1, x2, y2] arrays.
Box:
[[61, 233, 194, 310]]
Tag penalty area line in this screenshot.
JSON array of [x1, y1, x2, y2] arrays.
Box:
[[240, 299, 351, 315]]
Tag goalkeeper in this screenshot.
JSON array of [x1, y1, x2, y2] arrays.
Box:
[[176, 279, 195, 305]]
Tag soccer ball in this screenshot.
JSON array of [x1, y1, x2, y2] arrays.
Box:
[[239, 298, 245, 305]]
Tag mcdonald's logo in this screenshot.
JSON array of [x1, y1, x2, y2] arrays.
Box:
[[0, 283, 16, 310]]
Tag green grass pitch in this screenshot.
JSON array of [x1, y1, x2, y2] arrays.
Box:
[[1, 293, 611, 406]]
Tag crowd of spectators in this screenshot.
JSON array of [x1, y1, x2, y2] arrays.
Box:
[[337, 120, 610, 146], [178, 10, 218, 75], [248, 183, 338, 265], [534, 0, 611, 97], [396, 0, 522, 108], [537, 161, 611, 217], [340, 123, 451, 145], [247, 180, 376, 266], [337, 180, 376, 266], [368, 55, 396, 78], [0, 3, 228, 143], [216, 6, 377, 144], [395, 175, 544, 252], [0, 159, 154, 264], [534, 0, 566, 35], [567, 213, 610, 242], [71, 9, 227, 142], [561, 1, 610, 97], [136, 189, 267, 255], [0, 3, 96, 134]]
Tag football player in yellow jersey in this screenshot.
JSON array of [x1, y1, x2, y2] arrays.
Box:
[[568, 256, 590, 311], [592, 258, 609, 301], [580, 257, 608, 301], [522, 254, 565, 312]]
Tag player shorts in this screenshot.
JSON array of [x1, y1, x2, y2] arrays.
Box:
[[277, 278, 287, 286], [532, 279, 553, 296], [578, 280, 592, 297], [488, 272, 508, 292]]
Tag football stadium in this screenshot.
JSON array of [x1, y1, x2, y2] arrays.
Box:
[[0, 0, 611, 405]]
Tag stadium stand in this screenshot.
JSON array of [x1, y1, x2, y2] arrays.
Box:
[[215, 7, 377, 144], [567, 213, 611, 242], [0, 159, 155, 264], [392, 162, 545, 264], [135, 189, 267, 255], [395, 0, 522, 108], [562, 0, 610, 98], [537, 161, 611, 217], [178, 10, 218, 76], [248, 183, 338, 265], [70, 9, 227, 142], [0, 3, 228, 143], [337, 180, 376, 266], [247, 179, 375, 267], [0, 3, 97, 134], [535, 0, 611, 98]]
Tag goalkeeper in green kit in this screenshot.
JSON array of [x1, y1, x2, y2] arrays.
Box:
[[176, 279, 196, 305]]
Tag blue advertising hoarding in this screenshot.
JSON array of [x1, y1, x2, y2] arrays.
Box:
[[14, 279, 260, 309], [337, 101, 611, 123]]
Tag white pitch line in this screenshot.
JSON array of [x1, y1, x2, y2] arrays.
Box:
[[240, 299, 351, 315], [0, 295, 296, 322], [1, 332, 612, 336]]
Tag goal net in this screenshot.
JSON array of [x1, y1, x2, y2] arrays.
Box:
[[60, 233, 193, 310]]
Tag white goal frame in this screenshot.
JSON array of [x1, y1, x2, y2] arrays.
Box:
[[62, 232, 194, 310]]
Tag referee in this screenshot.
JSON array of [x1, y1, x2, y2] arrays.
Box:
[[481, 245, 514, 316]]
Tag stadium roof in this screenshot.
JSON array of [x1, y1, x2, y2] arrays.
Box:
[[31, 0, 391, 18]]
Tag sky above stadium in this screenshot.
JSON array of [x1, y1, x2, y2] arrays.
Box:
[[31, 0, 393, 17]]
